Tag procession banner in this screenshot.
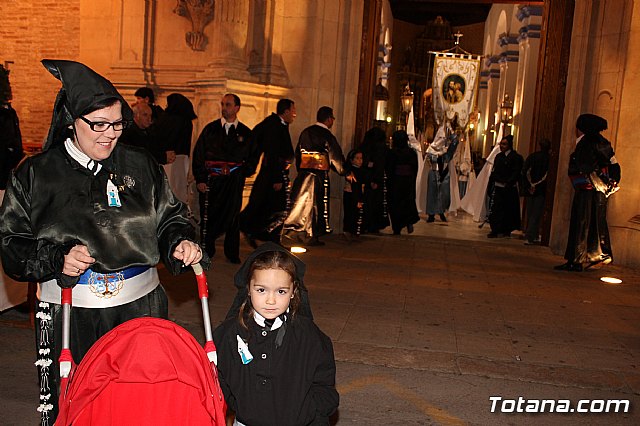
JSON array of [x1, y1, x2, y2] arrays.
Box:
[[432, 53, 481, 128]]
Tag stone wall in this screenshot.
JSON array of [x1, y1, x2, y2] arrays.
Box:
[[0, 0, 80, 148], [2, 0, 365, 233], [551, 0, 640, 267]]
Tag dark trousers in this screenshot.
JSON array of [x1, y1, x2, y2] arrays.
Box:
[[524, 194, 545, 242], [223, 215, 241, 260], [489, 186, 521, 235], [35, 286, 168, 425], [198, 174, 244, 261]]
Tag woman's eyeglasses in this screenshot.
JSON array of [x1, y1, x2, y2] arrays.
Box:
[[79, 116, 130, 132]]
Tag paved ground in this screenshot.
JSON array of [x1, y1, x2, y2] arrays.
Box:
[[1, 213, 639, 425]]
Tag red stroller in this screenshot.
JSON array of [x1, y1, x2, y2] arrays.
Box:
[[55, 264, 226, 425]]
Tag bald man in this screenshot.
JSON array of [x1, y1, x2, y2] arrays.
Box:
[[119, 102, 167, 164]]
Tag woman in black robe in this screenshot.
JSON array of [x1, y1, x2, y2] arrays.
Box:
[[555, 113, 608, 271], [0, 60, 206, 424]]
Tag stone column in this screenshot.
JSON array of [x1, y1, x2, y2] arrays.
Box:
[[247, 0, 289, 85], [513, 5, 542, 156], [206, 0, 250, 77]]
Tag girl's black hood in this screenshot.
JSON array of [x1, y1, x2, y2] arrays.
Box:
[[226, 242, 313, 320]]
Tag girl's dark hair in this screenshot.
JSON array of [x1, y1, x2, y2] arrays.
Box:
[[238, 251, 300, 330], [347, 148, 362, 163]]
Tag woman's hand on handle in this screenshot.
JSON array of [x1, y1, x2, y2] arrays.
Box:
[[173, 240, 203, 266], [63, 245, 95, 276]]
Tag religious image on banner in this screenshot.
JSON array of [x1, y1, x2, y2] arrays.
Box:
[[432, 53, 481, 129], [426, 50, 481, 220]]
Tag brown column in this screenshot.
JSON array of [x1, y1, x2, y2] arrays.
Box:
[[354, 0, 382, 148], [529, 0, 575, 245]]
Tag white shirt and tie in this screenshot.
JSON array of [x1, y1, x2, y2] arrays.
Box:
[[221, 118, 239, 135]]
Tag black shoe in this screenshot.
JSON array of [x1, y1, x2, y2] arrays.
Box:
[[227, 257, 241, 264], [487, 232, 498, 238], [524, 240, 540, 246], [439, 214, 447, 222], [407, 224, 414, 234], [426, 215, 435, 223], [570, 263, 584, 272], [554, 262, 583, 272]]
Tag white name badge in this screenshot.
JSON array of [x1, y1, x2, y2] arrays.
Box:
[[107, 179, 122, 207]]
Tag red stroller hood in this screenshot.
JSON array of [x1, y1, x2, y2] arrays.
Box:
[[56, 317, 226, 425]]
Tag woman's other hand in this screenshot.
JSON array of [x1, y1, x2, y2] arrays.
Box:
[[63, 245, 95, 276], [173, 240, 203, 266]]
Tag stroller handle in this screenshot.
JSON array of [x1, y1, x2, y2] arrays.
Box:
[[191, 263, 217, 365], [59, 264, 218, 376], [60, 288, 73, 379]]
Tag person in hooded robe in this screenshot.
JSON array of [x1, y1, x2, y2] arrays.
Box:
[[360, 126, 390, 233], [0, 64, 24, 199], [155, 93, 198, 205], [555, 114, 610, 271], [0, 60, 207, 424], [386, 130, 420, 235], [0, 63, 26, 312], [487, 134, 524, 238]]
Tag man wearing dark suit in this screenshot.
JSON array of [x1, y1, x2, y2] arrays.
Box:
[[240, 99, 297, 246], [192, 94, 259, 263]]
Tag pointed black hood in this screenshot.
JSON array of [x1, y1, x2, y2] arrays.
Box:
[[226, 242, 313, 320], [41, 59, 133, 151], [166, 93, 197, 120]]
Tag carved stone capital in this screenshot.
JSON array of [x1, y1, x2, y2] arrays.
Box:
[[174, 0, 215, 51]]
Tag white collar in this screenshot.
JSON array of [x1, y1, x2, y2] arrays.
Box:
[[315, 122, 329, 130], [253, 311, 285, 331], [64, 138, 102, 175], [576, 134, 584, 145], [221, 118, 238, 128]]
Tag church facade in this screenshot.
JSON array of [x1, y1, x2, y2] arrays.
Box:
[[1, 0, 639, 267]]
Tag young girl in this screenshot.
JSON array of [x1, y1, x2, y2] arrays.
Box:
[[343, 149, 367, 239], [213, 242, 339, 426]]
